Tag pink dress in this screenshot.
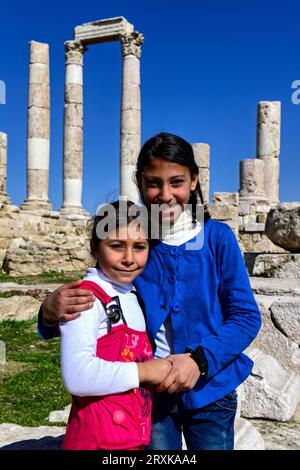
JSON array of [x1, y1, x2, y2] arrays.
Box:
[[62, 280, 154, 450]]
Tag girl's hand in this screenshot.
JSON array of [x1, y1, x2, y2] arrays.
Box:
[[156, 354, 201, 393], [137, 359, 172, 386], [42, 280, 95, 323]]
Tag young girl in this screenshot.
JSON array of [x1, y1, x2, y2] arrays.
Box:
[[58, 200, 171, 450], [39, 133, 261, 450]]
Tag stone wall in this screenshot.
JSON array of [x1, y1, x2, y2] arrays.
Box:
[[0, 203, 93, 276]]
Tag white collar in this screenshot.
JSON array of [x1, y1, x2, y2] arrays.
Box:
[[159, 208, 202, 246], [84, 267, 132, 295]]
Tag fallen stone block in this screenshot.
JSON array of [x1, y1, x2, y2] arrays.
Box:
[[241, 348, 300, 422]]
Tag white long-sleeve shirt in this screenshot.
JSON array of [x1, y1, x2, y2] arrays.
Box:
[[60, 268, 144, 397]]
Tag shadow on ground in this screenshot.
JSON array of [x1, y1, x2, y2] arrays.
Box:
[[0, 434, 63, 450]]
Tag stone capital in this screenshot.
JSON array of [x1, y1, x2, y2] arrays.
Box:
[[65, 41, 87, 64], [120, 31, 144, 58]]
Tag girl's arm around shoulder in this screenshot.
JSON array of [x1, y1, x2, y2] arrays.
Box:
[[60, 300, 139, 396]]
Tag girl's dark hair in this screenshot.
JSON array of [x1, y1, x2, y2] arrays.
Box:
[[90, 200, 148, 256], [135, 132, 210, 222]]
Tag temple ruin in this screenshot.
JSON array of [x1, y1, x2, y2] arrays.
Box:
[[0, 17, 299, 450]]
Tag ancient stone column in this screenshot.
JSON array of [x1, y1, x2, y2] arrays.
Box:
[[0, 132, 9, 204], [256, 101, 281, 203], [22, 41, 51, 211], [61, 41, 88, 217], [120, 31, 144, 203], [239, 159, 266, 201], [192, 143, 210, 204]]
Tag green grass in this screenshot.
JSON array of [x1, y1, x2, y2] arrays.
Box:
[[0, 318, 70, 426], [0, 270, 84, 285]]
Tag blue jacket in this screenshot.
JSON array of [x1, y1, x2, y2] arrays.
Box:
[[134, 219, 261, 409]]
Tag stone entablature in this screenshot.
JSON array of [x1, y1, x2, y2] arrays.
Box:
[[74, 17, 134, 44]]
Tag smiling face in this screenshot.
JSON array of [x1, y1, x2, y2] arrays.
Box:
[[140, 158, 198, 224], [92, 224, 149, 285]]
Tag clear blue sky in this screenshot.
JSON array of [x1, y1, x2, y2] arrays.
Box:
[[0, 0, 299, 214]]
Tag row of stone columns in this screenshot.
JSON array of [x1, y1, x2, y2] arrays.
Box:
[[4, 38, 280, 213], [239, 101, 280, 204], [9, 33, 213, 213]]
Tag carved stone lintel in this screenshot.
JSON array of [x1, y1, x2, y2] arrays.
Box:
[[65, 41, 88, 64], [120, 31, 144, 58]]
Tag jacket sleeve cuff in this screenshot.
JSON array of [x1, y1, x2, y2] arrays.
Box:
[[37, 305, 60, 340]]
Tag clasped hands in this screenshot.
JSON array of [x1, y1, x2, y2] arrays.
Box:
[[156, 354, 201, 394]]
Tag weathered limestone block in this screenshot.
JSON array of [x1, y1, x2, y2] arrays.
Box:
[[256, 101, 281, 159], [251, 253, 300, 278], [256, 101, 281, 203], [252, 297, 300, 374], [27, 107, 50, 139], [243, 223, 265, 232], [192, 143, 210, 204], [28, 83, 50, 108], [250, 277, 300, 297], [30, 41, 49, 64], [239, 233, 253, 252], [0, 132, 8, 198], [64, 84, 83, 104], [64, 103, 83, 127], [239, 202, 251, 216], [120, 134, 141, 165], [261, 156, 279, 203], [251, 235, 285, 253], [0, 295, 40, 321], [121, 84, 140, 111], [257, 213, 267, 223], [63, 126, 83, 153], [240, 348, 300, 422], [120, 109, 141, 135], [192, 143, 210, 169], [208, 204, 237, 221], [234, 417, 265, 450], [241, 214, 258, 226], [121, 54, 141, 87], [265, 204, 300, 252], [198, 168, 209, 204], [4, 231, 92, 275], [270, 299, 300, 342], [239, 159, 266, 200], [48, 405, 71, 423], [213, 192, 238, 206], [29, 63, 49, 85], [63, 152, 83, 179], [26, 170, 50, 201]]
